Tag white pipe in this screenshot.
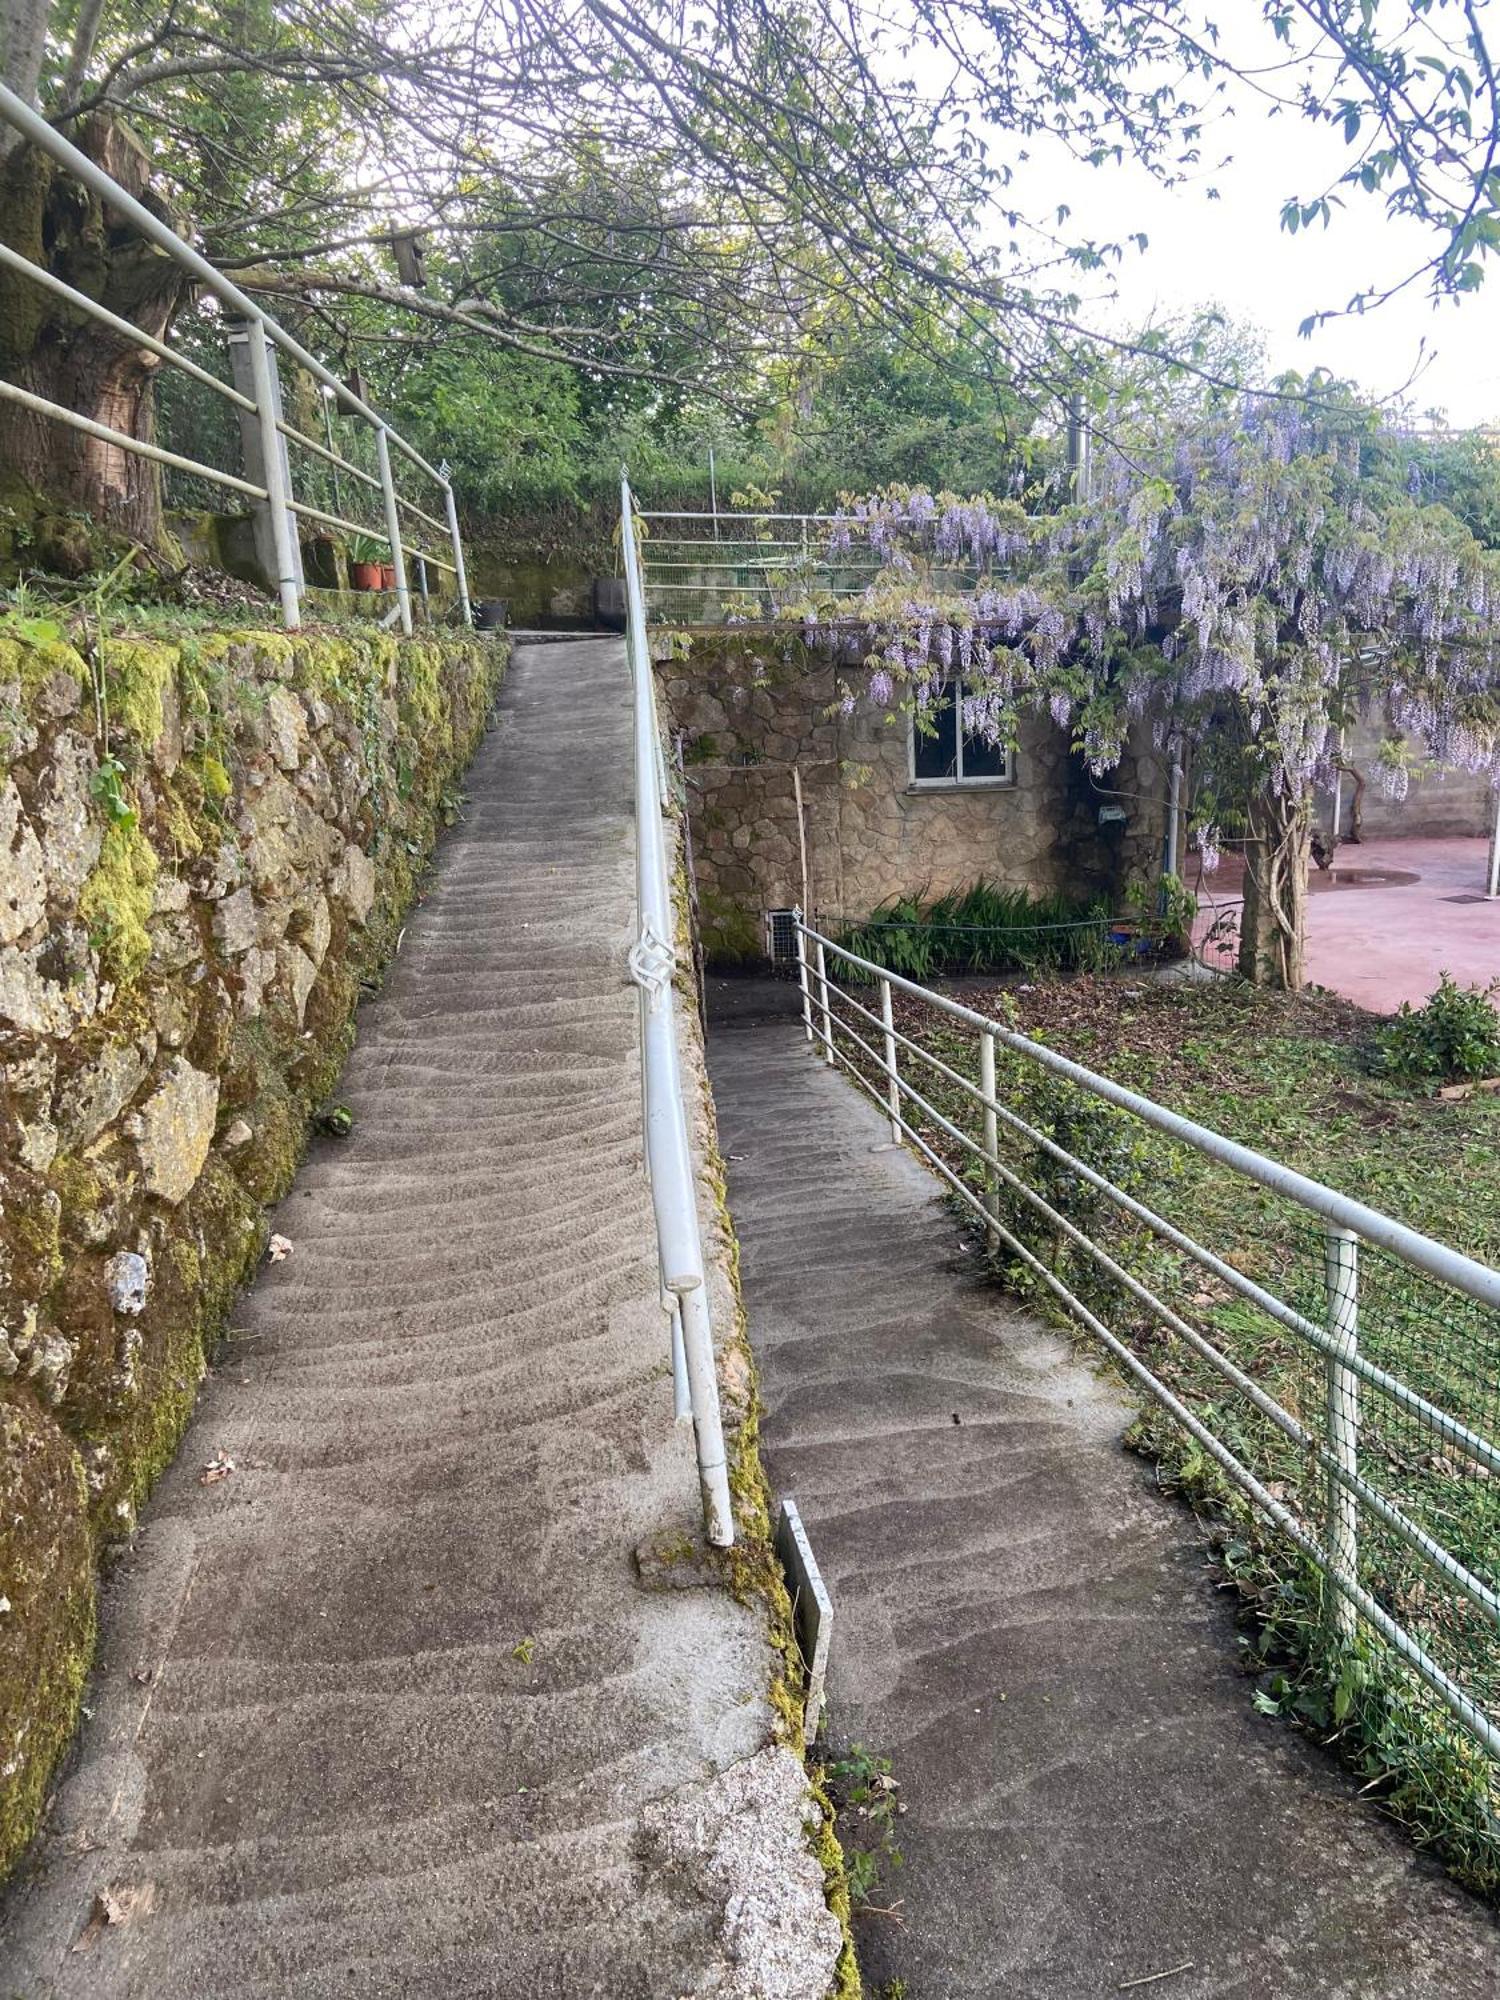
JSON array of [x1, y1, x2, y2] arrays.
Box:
[[243, 317, 301, 631], [1324, 1227, 1360, 1642], [444, 482, 472, 628], [375, 426, 413, 637], [621, 472, 733, 1546]]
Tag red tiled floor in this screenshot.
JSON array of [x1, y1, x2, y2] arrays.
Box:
[[1190, 837, 1500, 1014]]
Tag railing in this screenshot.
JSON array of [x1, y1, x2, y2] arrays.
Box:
[[621, 476, 734, 1545], [795, 916, 1500, 1778], [635, 505, 1024, 622], [0, 82, 470, 636]]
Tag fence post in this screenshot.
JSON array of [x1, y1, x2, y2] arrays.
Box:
[[980, 1030, 1001, 1250], [669, 1295, 691, 1421], [814, 937, 834, 1065], [442, 477, 472, 627], [231, 317, 301, 630], [374, 425, 413, 637], [1323, 1225, 1360, 1642], [880, 976, 901, 1142], [795, 910, 813, 1043]]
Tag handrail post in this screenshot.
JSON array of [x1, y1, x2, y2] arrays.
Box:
[[815, 937, 835, 1064], [880, 975, 901, 1142], [669, 1295, 691, 1421], [374, 425, 412, 637], [1324, 1226, 1361, 1641], [239, 317, 301, 630], [443, 481, 472, 628], [980, 1029, 1001, 1250], [795, 910, 813, 1043]]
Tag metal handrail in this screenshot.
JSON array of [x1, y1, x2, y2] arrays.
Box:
[[621, 473, 734, 1546], [0, 79, 471, 635], [796, 915, 1500, 1765]]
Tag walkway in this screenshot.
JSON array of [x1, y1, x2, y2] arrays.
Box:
[[1192, 835, 1500, 1010], [709, 982, 1500, 2000], [1, 644, 829, 2000]]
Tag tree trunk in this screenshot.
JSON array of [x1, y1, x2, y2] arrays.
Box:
[[0, 0, 48, 133], [1237, 782, 1312, 990], [0, 118, 192, 549]]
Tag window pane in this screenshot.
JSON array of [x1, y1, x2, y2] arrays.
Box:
[[913, 686, 958, 780], [960, 719, 1008, 780]]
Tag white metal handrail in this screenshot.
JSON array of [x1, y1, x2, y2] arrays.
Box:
[[795, 916, 1500, 1765], [0, 80, 470, 635], [621, 473, 734, 1546]]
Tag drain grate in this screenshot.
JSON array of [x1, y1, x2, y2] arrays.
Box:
[[1443, 894, 1491, 905]]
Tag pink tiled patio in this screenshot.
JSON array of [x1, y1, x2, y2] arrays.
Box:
[[1191, 837, 1500, 1013]]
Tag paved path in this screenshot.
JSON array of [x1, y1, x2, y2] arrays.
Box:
[[1192, 836, 1500, 1010], [1, 644, 822, 2000], [709, 983, 1500, 2000]]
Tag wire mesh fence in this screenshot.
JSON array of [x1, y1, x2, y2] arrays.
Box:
[[795, 917, 1500, 1887]]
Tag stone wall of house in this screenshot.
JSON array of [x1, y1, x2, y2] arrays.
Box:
[[656, 634, 1168, 956], [0, 620, 506, 1877], [1331, 710, 1495, 843]]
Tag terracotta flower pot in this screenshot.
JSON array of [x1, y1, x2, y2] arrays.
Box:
[[351, 560, 383, 591], [380, 563, 397, 590]]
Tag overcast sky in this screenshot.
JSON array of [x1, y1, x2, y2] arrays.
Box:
[[1015, 27, 1500, 427]]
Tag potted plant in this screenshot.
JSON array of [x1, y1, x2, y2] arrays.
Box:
[[380, 559, 398, 590], [347, 532, 386, 591]]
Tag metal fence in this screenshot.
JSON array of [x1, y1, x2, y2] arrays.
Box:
[[634, 506, 1029, 623], [794, 916, 1500, 1789], [621, 476, 734, 1544], [0, 81, 470, 635]]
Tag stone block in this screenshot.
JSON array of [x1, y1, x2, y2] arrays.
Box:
[[333, 842, 377, 925], [211, 886, 257, 957], [134, 1058, 218, 1205], [0, 780, 46, 945]]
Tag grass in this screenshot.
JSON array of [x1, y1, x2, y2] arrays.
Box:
[[827, 967, 1500, 1898]]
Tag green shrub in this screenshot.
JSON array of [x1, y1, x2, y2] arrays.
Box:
[[835, 879, 1117, 982], [1377, 972, 1500, 1082]]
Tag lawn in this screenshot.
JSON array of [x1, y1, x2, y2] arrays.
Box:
[[824, 966, 1500, 1896]]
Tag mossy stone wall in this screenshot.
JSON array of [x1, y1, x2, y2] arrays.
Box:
[[0, 620, 506, 1878]]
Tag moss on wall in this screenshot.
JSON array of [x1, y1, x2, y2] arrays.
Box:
[[0, 619, 507, 1881]]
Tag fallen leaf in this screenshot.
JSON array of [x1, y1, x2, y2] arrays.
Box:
[[199, 1449, 235, 1485], [266, 1234, 293, 1263]]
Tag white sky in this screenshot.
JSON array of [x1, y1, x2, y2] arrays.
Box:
[[997, 21, 1500, 426]]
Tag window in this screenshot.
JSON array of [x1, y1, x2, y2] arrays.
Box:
[[908, 680, 1014, 788]]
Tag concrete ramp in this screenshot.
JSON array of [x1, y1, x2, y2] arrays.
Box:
[[1, 645, 838, 2000], [709, 985, 1500, 2000]]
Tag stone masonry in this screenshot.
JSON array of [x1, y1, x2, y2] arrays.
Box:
[[656, 634, 1167, 955]]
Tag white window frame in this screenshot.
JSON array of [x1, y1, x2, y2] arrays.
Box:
[[907, 677, 1016, 790]]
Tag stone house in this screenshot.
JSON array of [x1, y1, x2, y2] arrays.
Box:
[[656, 635, 1169, 960]]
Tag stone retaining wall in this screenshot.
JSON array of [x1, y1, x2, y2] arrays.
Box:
[[656, 634, 1168, 956], [0, 620, 505, 1877]]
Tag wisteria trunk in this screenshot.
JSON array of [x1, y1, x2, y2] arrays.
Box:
[[1237, 784, 1311, 990]]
